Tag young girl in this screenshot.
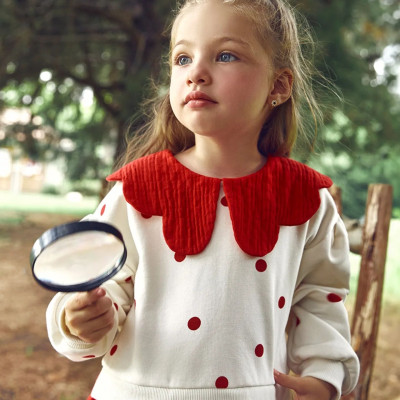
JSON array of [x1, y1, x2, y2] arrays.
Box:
[[46, 0, 360, 399]]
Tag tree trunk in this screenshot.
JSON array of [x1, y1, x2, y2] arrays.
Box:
[[328, 184, 343, 216]]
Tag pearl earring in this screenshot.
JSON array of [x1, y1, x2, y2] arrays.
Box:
[[271, 100, 278, 107]]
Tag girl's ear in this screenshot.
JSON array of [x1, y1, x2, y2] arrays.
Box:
[[268, 68, 294, 107]]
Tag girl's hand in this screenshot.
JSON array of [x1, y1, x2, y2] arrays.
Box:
[[274, 370, 336, 400], [65, 288, 115, 343]]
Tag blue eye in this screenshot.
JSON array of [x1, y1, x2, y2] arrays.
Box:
[[176, 55, 192, 66], [217, 52, 238, 62]]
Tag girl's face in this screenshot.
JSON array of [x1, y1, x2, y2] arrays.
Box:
[[170, 0, 275, 144]]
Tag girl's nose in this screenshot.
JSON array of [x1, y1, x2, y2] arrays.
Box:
[[186, 62, 211, 86]]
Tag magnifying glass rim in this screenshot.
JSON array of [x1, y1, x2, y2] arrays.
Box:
[[30, 221, 127, 292]]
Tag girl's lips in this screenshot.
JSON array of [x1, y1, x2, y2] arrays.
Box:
[[184, 91, 217, 105]]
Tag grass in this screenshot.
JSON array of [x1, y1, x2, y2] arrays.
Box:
[[349, 219, 400, 304], [0, 190, 98, 217]]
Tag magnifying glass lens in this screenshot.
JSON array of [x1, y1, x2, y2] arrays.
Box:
[[30, 221, 127, 292]]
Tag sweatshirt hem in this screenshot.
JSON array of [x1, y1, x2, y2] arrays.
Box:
[[90, 369, 278, 400]]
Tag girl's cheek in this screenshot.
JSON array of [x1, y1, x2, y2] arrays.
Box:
[[169, 75, 181, 95]]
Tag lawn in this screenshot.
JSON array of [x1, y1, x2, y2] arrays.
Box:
[[0, 190, 98, 217]]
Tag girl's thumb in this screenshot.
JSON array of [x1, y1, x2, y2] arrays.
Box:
[[81, 287, 106, 306], [89, 287, 106, 299]]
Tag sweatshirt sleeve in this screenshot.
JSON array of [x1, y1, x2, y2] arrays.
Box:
[[287, 189, 360, 398], [46, 182, 139, 362]]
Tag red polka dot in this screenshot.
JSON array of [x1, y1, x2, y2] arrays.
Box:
[[255, 344, 264, 357], [141, 213, 152, 219], [221, 196, 228, 207], [174, 253, 186, 262], [255, 259, 267, 272], [188, 317, 201, 331], [110, 345, 118, 356], [114, 303, 119, 311], [125, 277, 132, 283], [278, 296, 286, 309], [83, 355, 96, 359], [100, 204, 106, 216], [296, 317, 301, 326], [327, 293, 342, 303], [215, 376, 229, 389]]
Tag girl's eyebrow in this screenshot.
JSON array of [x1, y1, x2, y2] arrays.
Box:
[[173, 36, 251, 50]]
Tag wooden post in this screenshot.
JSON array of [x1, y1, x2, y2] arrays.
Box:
[[342, 184, 392, 400], [328, 184, 343, 216]]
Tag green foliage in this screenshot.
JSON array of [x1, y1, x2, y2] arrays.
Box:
[[291, 0, 400, 216], [0, 0, 170, 177], [311, 144, 400, 218], [0, 0, 399, 217], [69, 179, 102, 197], [41, 184, 61, 196]]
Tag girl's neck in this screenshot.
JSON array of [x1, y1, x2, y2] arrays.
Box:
[[175, 139, 266, 179]]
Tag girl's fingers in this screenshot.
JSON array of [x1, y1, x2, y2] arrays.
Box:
[[274, 370, 301, 392], [66, 304, 115, 342], [74, 310, 115, 343], [67, 296, 113, 326], [274, 370, 336, 400], [65, 288, 114, 342]]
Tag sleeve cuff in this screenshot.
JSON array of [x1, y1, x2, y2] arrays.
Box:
[[301, 358, 345, 400]]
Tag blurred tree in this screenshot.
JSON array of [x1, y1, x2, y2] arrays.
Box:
[[0, 0, 399, 215], [292, 0, 400, 216], [0, 0, 172, 178]]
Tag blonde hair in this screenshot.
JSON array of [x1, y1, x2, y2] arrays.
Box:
[[118, 0, 327, 166]]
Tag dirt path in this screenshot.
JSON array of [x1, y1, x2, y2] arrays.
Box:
[[0, 213, 100, 400], [0, 212, 399, 400]]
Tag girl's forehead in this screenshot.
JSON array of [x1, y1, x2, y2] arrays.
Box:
[[171, 1, 260, 48]]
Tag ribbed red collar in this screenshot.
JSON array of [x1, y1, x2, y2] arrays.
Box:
[[107, 150, 332, 257]]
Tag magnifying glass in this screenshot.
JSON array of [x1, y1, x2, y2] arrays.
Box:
[[30, 221, 127, 292]]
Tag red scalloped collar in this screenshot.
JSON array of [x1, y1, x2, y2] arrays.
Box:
[[107, 150, 332, 257]]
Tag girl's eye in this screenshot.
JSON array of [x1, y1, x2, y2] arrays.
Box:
[[217, 52, 238, 63], [176, 55, 192, 66]]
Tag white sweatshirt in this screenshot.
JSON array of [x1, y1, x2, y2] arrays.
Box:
[[46, 151, 359, 399]]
